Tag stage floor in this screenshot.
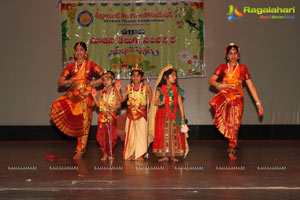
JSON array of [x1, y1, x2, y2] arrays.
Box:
[[1, 140, 300, 199]]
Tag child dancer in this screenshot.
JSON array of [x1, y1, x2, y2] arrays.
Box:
[[209, 43, 263, 159], [149, 65, 189, 162], [116, 65, 152, 161], [92, 71, 121, 161]]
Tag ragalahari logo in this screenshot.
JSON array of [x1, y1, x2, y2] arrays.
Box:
[[227, 5, 243, 21]]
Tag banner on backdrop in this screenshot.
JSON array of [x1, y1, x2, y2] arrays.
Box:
[[60, 1, 204, 78]]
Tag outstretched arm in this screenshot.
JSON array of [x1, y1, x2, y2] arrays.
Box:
[[246, 79, 263, 115]]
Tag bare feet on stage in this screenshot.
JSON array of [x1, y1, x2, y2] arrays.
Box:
[[136, 156, 144, 161], [171, 157, 179, 162], [229, 154, 237, 160], [228, 148, 237, 160], [158, 157, 169, 162], [124, 156, 144, 161], [125, 156, 134, 161], [108, 156, 114, 161], [73, 153, 82, 160], [101, 153, 108, 161]]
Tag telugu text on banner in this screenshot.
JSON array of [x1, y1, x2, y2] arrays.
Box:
[[61, 1, 204, 78]]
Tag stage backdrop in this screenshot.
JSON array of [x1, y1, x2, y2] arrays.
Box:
[[60, 1, 205, 78]]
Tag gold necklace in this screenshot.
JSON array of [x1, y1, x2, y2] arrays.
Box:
[[226, 63, 239, 79], [100, 87, 115, 112], [75, 60, 86, 72]]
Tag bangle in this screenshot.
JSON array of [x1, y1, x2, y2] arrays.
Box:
[[256, 102, 261, 106], [216, 83, 220, 89]]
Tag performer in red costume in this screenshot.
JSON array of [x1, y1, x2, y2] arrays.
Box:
[[150, 65, 189, 162], [92, 71, 120, 161], [50, 42, 103, 159], [209, 43, 263, 160]]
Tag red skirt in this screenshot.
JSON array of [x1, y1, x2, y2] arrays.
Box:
[[152, 107, 186, 157], [50, 95, 93, 137], [209, 88, 244, 140]]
